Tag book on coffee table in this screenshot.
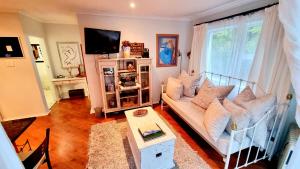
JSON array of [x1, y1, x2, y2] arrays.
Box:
[[138, 123, 165, 141]]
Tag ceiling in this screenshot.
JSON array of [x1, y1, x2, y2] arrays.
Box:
[[0, 0, 277, 24]]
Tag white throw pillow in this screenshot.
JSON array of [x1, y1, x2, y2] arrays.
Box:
[[242, 94, 277, 123], [166, 77, 183, 100], [242, 94, 277, 148], [192, 79, 234, 109], [178, 70, 201, 97], [233, 86, 256, 107], [204, 98, 230, 142], [223, 98, 250, 142]]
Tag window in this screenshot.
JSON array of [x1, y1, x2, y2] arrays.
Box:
[[206, 19, 263, 80]]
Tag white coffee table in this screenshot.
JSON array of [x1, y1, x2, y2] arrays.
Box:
[[125, 107, 176, 169]]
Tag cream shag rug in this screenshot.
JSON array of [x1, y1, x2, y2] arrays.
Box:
[[87, 120, 211, 169]]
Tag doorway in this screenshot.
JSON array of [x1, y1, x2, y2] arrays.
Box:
[[28, 36, 57, 109]]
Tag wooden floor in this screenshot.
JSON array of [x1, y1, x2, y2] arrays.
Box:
[[15, 98, 274, 169]]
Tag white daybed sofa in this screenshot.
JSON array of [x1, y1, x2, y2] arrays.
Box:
[[161, 72, 288, 169]]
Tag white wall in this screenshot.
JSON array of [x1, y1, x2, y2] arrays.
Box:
[[77, 14, 193, 112], [44, 23, 82, 77], [43, 23, 89, 98], [20, 14, 57, 108], [0, 13, 47, 120]]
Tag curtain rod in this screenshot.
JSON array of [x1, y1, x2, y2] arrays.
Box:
[[194, 2, 278, 26]]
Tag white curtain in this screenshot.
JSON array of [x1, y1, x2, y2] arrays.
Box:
[[278, 0, 300, 127], [205, 12, 264, 80], [188, 24, 208, 74], [249, 6, 291, 101]]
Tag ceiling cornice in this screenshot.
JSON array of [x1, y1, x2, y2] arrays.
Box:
[[189, 0, 262, 19], [189, 0, 276, 22], [76, 11, 192, 22]]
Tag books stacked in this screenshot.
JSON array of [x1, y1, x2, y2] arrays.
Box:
[[138, 123, 165, 141]]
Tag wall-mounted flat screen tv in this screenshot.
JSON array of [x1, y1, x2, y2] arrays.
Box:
[[84, 28, 121, 54], [0, 37, 23, 58]]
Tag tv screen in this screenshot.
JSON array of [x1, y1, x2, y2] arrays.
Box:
[[84, 28, 121, 54]]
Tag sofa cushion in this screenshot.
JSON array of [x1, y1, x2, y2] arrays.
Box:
[[162, 93, 253, 155], [178, 70, 201, 97], [204, 98, 230, 141], [233, 86, 256, 107], [241, 94, 277, 148], [223, 98, 250, 142], [166, 77, 183, 100], [192, 79, 234, 109]]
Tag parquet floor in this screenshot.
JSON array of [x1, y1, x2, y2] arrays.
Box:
[[15, 98, 274, 169]]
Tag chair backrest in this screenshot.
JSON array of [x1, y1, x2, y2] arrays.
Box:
[[22, 128, 50, 169]]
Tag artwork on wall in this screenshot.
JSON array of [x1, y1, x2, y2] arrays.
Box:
[[57, 42, 82, 68], [0, 37, 23, 58], [156, 34, 179, 67], [31, 44, 44, 62]]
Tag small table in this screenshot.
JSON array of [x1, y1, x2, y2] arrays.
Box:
[[52, 77, 88, 100], [2, 117, 36, 152], [125, 107, 176, 169]]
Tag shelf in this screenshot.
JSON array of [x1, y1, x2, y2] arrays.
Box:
[[120, 95, 138, 99], [104, 74, 114, 77], [118, 69, 136, 73], [119, 84, 140, 91], [121, 105, 139, 110], [141, 87, 149, 90], [140, 71, 149, 73], [105, 91, 116, 95]]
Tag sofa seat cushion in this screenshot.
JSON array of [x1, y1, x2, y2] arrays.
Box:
[[162, 93, 252, 155]]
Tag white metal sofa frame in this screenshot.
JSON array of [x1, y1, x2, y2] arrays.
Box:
[[161, 71, 289, 169]]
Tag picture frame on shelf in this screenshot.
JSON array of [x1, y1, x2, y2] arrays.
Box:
[[57, 42, 82, 68], [31, 44, 44, 62], [156, 34, 179, 67]]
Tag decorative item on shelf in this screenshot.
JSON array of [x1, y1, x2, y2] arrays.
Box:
[[119, 73, 136, 87], [142, 48, 149, 58], [133, 109, 148, 117], [141, 80, 148, 88], [104, 68, 114, 75], [156, 34, 179, 67], [122, 41, 131, 58], [126, 61, 135, 71], [56, 75, 65, 78], [106, 83, 115, 92], [77, 64, 86, 77], [108, 98, 116, 108], [130, 42, 144, 57], [67, 67, 73, 78]]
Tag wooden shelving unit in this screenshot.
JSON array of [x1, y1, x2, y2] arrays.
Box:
[[98, 58, 152, 118]]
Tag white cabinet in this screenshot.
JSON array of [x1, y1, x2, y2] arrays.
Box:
[[98, 58, 152, 117]]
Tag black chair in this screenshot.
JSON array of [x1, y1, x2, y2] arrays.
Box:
[[18, 128, 52, 169], [16, 139, 32, 152]]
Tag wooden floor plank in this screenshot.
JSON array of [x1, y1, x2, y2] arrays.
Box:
[[14, 98, 272, 169]]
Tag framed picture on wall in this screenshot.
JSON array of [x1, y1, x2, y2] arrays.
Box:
[[0, 37, 23, 58], [31, 44, 44, 62], [57, 42, 82, 68], [156, 34, 179, 67]]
